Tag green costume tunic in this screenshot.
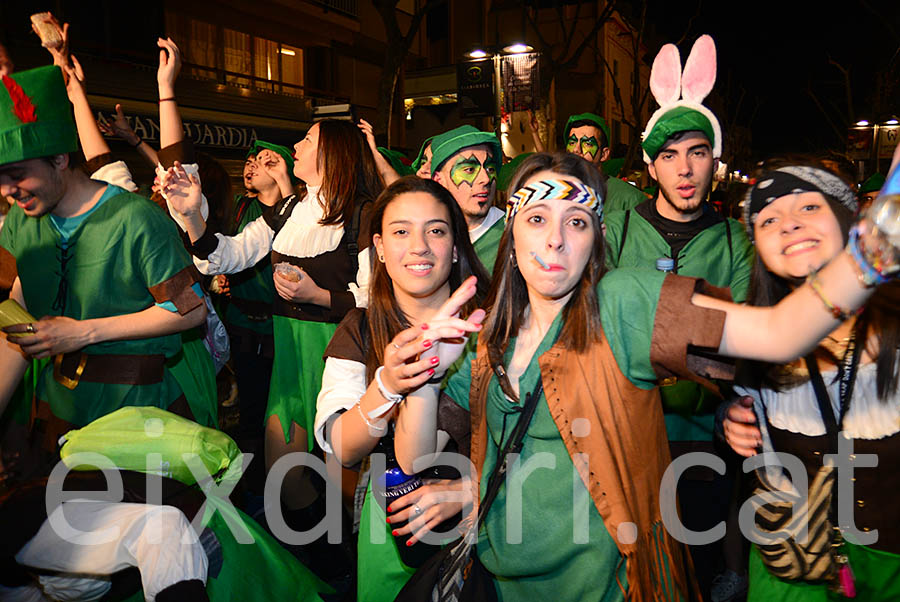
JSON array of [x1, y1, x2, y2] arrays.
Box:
[[0, 188, 215, 428], [444, 270, 673, 601], [604, 202, 753, 441], [472, 215, 505, 274], [604, 177, 648, 213], [748, 542, 900, 602]]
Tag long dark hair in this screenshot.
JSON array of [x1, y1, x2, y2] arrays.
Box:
[[739, 157, 900, 398], [364, 176, 490, 380], [312, 120, 383, 227], [481, 152, 607, 399]]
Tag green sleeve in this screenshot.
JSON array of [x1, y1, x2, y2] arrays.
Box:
[[0, 205, 22, 256], [726, 219, 755, 303], [131, 197, 196, 288], [603, 209, 627, 268], [604, 177, 647, 213], [597, 268, 666, 389], [442, 336, 478, 411]]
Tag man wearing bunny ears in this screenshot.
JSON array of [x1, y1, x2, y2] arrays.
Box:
[[603, 35, 754, 601]]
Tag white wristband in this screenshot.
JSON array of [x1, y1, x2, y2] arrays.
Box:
[[372, 366, 405, 418]]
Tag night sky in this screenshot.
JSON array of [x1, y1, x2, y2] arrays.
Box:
[[642, 0, 899, 159]]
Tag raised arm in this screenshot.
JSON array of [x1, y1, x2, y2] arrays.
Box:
[[157, 37, 184, 149], [358, 119, 400, 186], [98, 104, 159, 167], [695, 245, 885, 363], [61, 56, 111, 163]]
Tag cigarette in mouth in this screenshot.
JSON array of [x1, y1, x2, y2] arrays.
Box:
[[530, 252, 550, 269]]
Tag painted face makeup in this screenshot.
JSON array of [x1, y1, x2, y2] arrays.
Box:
[[566, 135, 600, 161], [449, 154, 497, 188]]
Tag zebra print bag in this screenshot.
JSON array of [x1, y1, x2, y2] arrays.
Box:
[[751, 463, 839, 582], [750, 343, 861, 585]]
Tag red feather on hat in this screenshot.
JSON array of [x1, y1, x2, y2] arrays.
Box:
[[2, 75, 38, 123]]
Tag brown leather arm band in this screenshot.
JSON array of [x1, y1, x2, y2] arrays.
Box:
[[148, 265, 204, 315]]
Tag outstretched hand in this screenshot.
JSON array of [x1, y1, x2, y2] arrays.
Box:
[[379, 276, 485, 396], [161, 161, 202, 216], [357, 119, 379, 153], [98, 104, 140, 146], [157, 37, 182, 94]]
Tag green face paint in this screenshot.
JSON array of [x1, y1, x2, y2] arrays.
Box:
[[449, 154, 496, 187], [566, 133, 600, 160], [578, 136, 599, 160]]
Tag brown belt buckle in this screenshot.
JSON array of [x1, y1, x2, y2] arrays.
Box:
[[54, 353, 87, 390]]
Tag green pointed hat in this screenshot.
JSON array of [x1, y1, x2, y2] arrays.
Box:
[[429, 125, 501, 175], [411, 136, 434, 174], [564, 112, 611, 149], [248, 139, 298, 183], [0, 65, 78, 167], [377, 146, 414, 177]]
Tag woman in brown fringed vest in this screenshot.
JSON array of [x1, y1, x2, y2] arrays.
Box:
[[388, 152, 890, 601]]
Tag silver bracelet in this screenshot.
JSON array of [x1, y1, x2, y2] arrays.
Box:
[[356, 402, 388, 434]]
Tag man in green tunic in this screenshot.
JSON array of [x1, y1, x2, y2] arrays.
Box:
[[604, 85, 753, 599], [562, 112, 647, 212], [0, 66, 210, 451], [429, 125, 504, 273]]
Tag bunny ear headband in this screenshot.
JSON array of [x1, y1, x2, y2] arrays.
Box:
[[641, 34, 722, 164]]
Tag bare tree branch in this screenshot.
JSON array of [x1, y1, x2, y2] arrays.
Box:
[[806, 83, 848, 143]]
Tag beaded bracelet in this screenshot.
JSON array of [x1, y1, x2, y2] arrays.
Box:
[[847, 225, 889, 287], [806, 269, 862, 321]]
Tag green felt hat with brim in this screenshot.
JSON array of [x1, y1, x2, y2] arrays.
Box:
[[641, 105, 717, 163], [0, 66, 77, 167], [565, 112, 611, 149], [429, 125, 501, 175], [859, 172, 885, 195], [247, 139, 298, 183], [378, 146, 414, 177], [498, 152, 533, 192]]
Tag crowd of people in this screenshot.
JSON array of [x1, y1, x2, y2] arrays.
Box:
[[0, 17, 898, 602]]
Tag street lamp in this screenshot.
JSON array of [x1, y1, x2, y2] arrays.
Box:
[[461, 44, 538, 137]]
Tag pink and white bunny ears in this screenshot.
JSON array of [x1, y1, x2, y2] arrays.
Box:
[[641, 35, 722, 164]]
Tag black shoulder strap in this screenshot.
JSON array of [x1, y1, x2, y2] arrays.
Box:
[[477, 378, 544, 527], [724, 218, 734, 265], [616, 210, 631, 265], [805, 331, 861, 454], [262, 193, 301, 235]]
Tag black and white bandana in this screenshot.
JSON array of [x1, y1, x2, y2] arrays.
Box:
[[743, 165, 857, 239]]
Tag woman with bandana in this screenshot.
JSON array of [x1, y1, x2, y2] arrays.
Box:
[[391, 151, 898, 601], [722, 158, 900, 601]]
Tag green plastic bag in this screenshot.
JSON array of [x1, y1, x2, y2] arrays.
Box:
[[59, 406, 241, 486]]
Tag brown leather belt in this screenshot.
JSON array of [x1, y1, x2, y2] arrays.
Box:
[[53, 352, 166, 389]]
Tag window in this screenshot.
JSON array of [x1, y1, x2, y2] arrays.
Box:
[[165, 12, 303, 94]]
